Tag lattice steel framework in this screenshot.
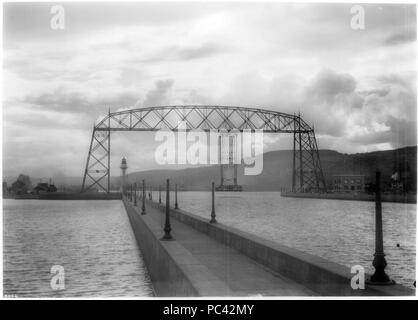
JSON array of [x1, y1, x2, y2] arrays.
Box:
[[81, 106, 326, 193]]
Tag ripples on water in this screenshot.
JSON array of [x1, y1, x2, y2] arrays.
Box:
[[158, 191, 416, 289], [3, 194, 416, 295], [3, 200, 154, 297]]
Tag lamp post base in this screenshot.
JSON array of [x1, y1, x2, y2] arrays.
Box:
[[366, 278, 396, 286], [367, 252, 395, 285], [160, 234, 175, 241]]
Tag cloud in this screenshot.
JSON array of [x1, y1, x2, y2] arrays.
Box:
[[175, 43, 228, 60], [142, 79, 174, 107], [385, 115, 417, 146], [180, 89, 214, 105], [308, 70, 415, 147], [140, 43, 228, 63], [305, 69, 357, 104], [383, 29, 417, 46], [359, 89, 390, 97], [220, 68, 416, 150], [3, 2, 224, 43], [2, 3, 416, 178], [221, 69, 365, 137], [300, 70, 370, 136], [377, 74, 410, 88], [22, 89, 140, 115]]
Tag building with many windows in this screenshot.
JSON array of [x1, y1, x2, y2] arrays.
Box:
[[333, 174, 366, 193]]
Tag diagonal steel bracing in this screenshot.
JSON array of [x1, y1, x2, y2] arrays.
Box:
[[81, 106, 326, 193]]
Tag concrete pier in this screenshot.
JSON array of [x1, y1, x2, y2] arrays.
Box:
[[281, 191, 417, 204], [123, 197, 415, 297]]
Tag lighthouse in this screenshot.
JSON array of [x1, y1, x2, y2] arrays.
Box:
[[120, 157, 128, 193]]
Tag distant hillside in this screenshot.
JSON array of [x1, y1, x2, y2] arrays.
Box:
[[123, 146, 417, 192], [6, 146, 413, 192], [321, 146, 416, 191]]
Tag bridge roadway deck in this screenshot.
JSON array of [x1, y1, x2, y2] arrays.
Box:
[[143, 200, 316, 296]]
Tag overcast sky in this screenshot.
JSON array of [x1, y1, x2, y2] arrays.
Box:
[[3, 2, 416, 179]]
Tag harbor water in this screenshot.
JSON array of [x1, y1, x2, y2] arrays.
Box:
[[158, 191, 416, 289], [3, 192, 416, 296], [3, 200, 154, 297]]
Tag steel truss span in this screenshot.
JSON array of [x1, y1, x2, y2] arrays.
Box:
[[81, 105, 326, 193]]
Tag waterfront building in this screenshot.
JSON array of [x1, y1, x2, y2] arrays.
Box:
[[33, 182, 57, 194], [333, 174, 366, 193]]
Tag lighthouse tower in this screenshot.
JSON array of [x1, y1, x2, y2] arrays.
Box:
[[120, 157, 128, 193]]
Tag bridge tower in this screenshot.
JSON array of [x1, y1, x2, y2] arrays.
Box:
[[120, 157, 128, 193]]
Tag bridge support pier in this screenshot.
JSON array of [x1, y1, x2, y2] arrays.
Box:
[[217, 133, 242, 192]]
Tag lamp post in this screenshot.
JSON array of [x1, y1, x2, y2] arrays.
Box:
[[159, 185, 161, 204], [175, 184, 178, 209], [210, 182, 217, 223], [141, 179, 146, 215], [161, 179, 174, 240], [134, 182, 137, 206], [367, 170, 394, 285]]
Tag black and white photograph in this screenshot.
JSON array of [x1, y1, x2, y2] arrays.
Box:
[[1, 0, 417, 301]]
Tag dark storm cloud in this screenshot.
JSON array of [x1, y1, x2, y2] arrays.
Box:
[[306, 69, 357, 105]]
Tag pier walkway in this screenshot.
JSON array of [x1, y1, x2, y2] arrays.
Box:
[[143, 200, 316, 296], [124, 196, 414, 296]]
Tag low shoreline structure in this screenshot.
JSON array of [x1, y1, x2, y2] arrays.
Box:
[[281, 191, 417, 204]]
